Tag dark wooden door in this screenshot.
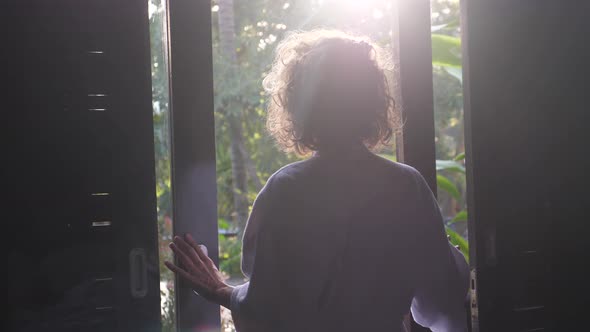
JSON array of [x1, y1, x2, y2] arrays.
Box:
[[5, 1, 161, 331], [462, 1, 590, 331]]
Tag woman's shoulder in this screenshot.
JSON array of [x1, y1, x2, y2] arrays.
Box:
[[370, 156, 436, 204], [264, 153, 428, 197], [368, 153, 424, 183], [267, 160, 308, 183], [259, 159, 312, 195]]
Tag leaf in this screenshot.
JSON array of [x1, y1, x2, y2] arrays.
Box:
[[443, 18, 461, 29], [451, 210, 468, 223], [431, 24, 448, 32], [437, 174, 461, 201], [436, 160, 465, 174], [218, 218, 231, 230], [454, 152, 466, 161], [446, 227, 469, 261], [431, 34, 461, 67], [443, 66, 463, 83], [378, 153, 397, 162]]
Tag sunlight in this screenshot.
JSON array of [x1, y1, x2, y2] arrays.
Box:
[[321, 0, 394, 20], [373, 8, 384, 19], [341, 0, 369, 12]]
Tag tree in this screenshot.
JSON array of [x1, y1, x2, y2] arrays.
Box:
[[217, 0, 251, 229]]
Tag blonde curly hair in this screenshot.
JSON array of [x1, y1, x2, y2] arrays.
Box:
[[263, 29, 400, 155]]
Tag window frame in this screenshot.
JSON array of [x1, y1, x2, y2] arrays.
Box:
[[167, 0, 221, 330]]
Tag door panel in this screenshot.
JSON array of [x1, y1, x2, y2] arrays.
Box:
[[6, 1, 161, 331], [461, 1, 590, 331]]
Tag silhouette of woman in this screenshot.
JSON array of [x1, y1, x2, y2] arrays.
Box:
[[165, 29, 469, 332]]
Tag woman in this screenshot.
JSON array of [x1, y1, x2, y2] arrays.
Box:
[[165, 30, 469, 332]]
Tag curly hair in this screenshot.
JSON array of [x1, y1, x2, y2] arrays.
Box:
[[263, 29, 400, 155]]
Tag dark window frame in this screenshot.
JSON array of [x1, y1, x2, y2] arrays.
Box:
[[167, 0, 221, 330]]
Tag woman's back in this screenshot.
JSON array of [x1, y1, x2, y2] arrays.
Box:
[[233, 145, 469, 331]]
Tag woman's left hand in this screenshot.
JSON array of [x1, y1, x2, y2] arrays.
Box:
[[165, 234, 233, 308]]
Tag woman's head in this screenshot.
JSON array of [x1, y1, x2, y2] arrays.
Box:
[[264, 29, 400, 155]]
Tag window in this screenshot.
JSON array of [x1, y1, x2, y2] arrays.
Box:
[[148, 1, 175, 330], [430, 0, 468, 259], [155, 1, 470, 330]]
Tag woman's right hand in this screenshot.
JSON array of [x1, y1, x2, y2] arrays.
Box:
[[165, 234, 234, 308]]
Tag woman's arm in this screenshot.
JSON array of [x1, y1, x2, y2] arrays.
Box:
[[165, 172, 285, 331], [409, 171, 470, 332], [229, 172, 286, 331]]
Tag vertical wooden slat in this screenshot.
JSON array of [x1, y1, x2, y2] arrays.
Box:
[[394, 1, 437, 331], [395, 0, 437, 193], [167, 0, 220, 331]]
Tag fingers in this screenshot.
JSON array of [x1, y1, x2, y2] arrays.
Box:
[[169, 242, 196, 270], [173, 236, 203, 266], [199, 244, 209, 257], [165, 260, 209, 294], [170, 234, 217, 275], [164, 261, 193, 281], [185, 233, 211, 264]]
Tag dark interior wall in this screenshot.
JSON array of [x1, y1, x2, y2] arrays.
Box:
[[462, 1, 590, 331]]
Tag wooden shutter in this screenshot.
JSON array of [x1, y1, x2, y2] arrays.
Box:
[[5, 1, 161, 331], [462, 1, 590, 331]]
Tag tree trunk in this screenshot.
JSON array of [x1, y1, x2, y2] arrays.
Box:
[[246, 152, 263, 191], [228, 111, 249, 227], [218, 0, 250, 228], [218, 0, 238, 65]]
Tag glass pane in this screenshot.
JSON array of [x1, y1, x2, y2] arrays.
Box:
[[430, 0, 469, 258], [148, 0, 175, 330], [211, 1, 399, 330]]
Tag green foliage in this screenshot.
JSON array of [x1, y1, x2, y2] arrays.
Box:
[[443, 66, 463, 83], [454, 152, 466, 161], [446, 226, 469, 261], [431, 34, 461, 67], [451, 209, 468, 223], [431, 32, 462, 83], [430, 1, 469, 261], [378, 153, 397, 162], [218, 218, 243, 278], [437, 154, 469, 261], [436, 159, 466, 174], [437, 174, 461, 201], [219, 236, 243, 278]]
